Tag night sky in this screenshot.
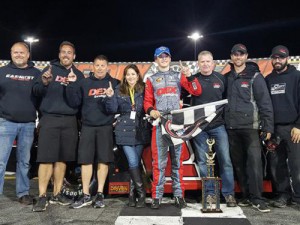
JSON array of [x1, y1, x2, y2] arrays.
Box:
[[0, 0, 299, 62]]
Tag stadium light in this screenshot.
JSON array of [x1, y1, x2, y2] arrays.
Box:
[[187, 32, 203, 61], [24, 37, 39, 61]]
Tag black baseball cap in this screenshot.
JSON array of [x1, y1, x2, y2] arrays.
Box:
[[271, 45, 289, 58], [231, 44, 247, 54]]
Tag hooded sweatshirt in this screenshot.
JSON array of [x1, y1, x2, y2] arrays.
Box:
[[265, 65, 300, 127], [0, 61, 40, 122], [66, 72, 119, 126], [32, 59, 84, 116]]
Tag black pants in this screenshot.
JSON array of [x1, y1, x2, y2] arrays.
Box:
[[227, 129, 264, 203], [268, 125, 300, 203]]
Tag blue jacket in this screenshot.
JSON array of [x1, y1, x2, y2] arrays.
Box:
[[105, 86, 151, 145]]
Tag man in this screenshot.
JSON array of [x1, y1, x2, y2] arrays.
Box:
[[191, 51, 237, 207], [0, 42, 40, 204], [265, 45, 300, 209], [224, 44, 273, 213], [66, 55, 119, 209], [32, 41, 84, 212], [144, 46, 202, 209]]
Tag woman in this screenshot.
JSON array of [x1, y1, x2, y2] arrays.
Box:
[[105, 64, 151, 208]]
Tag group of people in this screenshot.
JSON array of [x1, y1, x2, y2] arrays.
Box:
[[0, 41, 299, 214]]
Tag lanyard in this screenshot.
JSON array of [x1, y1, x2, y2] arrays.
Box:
[[129, 88, 135, 108]]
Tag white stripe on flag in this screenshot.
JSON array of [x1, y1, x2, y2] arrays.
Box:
[[171, 136, 184, 146], [170, 99, 228, 114], [161, 124, 167, 135], [191, 128, 202, 137], [170, 124, 184, 131], [205, 112, 217, 122], [204, 105, 216, 117], [183, 109, 195, 124]]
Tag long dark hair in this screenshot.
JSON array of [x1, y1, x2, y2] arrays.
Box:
[[119, 64, 145, 96]]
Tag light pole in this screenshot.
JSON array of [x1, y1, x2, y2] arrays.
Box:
[[187, 32, 203, 61], [24, 37, 39, 61]]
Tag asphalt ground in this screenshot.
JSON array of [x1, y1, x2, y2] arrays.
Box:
[[1, 178, 299, 225]]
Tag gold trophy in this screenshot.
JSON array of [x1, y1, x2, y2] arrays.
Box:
[[201, 138, 222, 213]]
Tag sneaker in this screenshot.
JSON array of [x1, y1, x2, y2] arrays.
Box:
[[206, 194, 217, 204], [270, 197, 287, 208], [19, 195, 33, 205], [151, 198, 161, 209], [93, 192, 105, 208], [49, 193, 72, 206], [174, 197, 187, 209], [128, 195, 136, 207], [32, 196, 48, 212], [225, 195, 237, 207], [238, 198, 251, 207], [293, 203, 300, 211], [70, 194, 93, 209], [252, 202, 271, 213], [289, 199, 297, 206]]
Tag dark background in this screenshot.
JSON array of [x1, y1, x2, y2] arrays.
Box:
[[0, 0, 299, 62]]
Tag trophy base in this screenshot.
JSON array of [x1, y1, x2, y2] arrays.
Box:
[[201, 208, 223, 213]]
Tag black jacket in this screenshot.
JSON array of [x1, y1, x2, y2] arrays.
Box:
[[66, 72, 119, 126], [0, 61, 40, 122], [224, 62, 274, 132], [105, 85, 151, 145], [265, 65, 300, 128], [191, 71, 226, 130], [32, 60, 84, 116]]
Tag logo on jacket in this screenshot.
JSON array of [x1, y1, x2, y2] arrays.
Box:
[[270, 83, 286, 95], [88, 88, 107, 98], [241, 81, 249, 88], [156, 87, 177, 96], [155, 77, 164, 83], [55, 76, 68, 83], [6, 74, 34, 81], [213, 83, 221, 88]]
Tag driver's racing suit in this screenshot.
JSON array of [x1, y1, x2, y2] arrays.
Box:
[[144, 70, 202, 199]]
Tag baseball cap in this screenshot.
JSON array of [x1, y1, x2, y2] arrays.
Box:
[[271, 45, 289, 58], [231, 44, 247, 54], [154, 46, 171, 57]]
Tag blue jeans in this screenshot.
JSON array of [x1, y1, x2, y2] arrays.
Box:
[[192, 125, 234, 196], [122, 145, 144, 169], [0, 118, 35, 197]]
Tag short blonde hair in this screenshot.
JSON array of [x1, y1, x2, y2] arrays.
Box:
[[198, 50, 214, 60]]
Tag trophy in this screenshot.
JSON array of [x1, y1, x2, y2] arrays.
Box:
[[201, 138, 222, 213]]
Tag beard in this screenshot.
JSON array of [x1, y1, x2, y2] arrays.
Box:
[[272, 60, 288, 72]]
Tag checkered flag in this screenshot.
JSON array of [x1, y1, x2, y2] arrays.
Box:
[[159, 100, 228, 146]]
